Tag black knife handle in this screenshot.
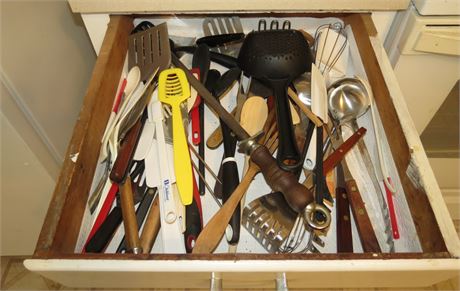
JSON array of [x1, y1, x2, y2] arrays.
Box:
[[85, 206, 122, 253]]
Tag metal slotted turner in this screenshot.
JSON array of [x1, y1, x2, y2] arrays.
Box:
[[242, 192, 298, 253], [128, 23, 171, 82], [202, 17, 244, 56]]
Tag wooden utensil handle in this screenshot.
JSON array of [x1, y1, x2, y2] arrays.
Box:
[[323, 127, 367, 175], [336, 186, 353, 252], [139, 195, 160, 254], [345, 179, 381, 253], [120, 176, 142, 253], [110, 117, 144, 184], [250, 145, 313, 212]]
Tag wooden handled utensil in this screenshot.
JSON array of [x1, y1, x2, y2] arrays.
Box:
[[139, 195, 161, 254], [120, 176, 142, 253], [335, 164, 354, 253], [330, 128, 381, 253]]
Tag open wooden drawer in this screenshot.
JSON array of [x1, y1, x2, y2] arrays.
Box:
[[25, 6, 460, 290]]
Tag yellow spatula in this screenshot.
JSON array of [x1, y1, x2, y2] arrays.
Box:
[[159, 68, 193, 205]]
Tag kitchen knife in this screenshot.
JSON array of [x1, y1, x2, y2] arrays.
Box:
[[331, 130, 381, 253]]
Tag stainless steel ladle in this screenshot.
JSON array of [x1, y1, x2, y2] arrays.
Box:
[[327, 77, 370, 124]]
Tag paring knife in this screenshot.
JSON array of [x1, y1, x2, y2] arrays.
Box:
[[331, 129, 382, 253]]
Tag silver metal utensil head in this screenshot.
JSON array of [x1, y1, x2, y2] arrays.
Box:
[[242, 192, 298, 253], [327, 77, 370, 124]]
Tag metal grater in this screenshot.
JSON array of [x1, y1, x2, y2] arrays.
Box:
[[128, 23, 171, 82], [242, 192, 297, 253]]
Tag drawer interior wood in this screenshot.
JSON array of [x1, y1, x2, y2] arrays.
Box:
[[34, 13, 450, 260]]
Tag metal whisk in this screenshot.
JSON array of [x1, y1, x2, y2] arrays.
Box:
[[313, 22, 348, 76]]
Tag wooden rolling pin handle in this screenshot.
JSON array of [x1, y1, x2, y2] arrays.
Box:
[[250, 145, 313, 212], [120, 176, 142, 254], [139, 195, 160, 254]]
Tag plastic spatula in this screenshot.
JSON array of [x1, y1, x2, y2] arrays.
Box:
[[158, 68, 193, 206]]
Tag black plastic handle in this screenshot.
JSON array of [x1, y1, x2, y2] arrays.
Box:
[[184, 194, 202, 253], [85, 206, 122, 253], [273, 82, 302, 172], [175, 46, 239, 68], [196, 33, 245, 48], [213, 68, 241, 98], [211, 70, 241, 244], [221, 121, 241, 244]]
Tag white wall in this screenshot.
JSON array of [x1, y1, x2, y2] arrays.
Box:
[[0, 113, 55, 256], [1, 1, 96, 255], [1, 1, 96, 162]]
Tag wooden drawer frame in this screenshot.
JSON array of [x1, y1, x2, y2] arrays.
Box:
[[25, 12, 460, 289]]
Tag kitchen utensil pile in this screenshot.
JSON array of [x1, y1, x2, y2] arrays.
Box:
[[79, 17, 402, 255]]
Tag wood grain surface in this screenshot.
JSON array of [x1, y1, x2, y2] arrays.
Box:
[[38, 16, 133, 255]]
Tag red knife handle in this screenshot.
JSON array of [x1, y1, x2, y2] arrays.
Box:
[[191, 99, 201, 145], [191, 69, 201, 145], [113, 78, 127, 113], [385, 177, 400, 239], [83, 183, 119, 253]]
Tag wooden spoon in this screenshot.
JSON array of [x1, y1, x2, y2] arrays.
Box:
[[240, 96, 268, 137], [239, 96, 268, 194]]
